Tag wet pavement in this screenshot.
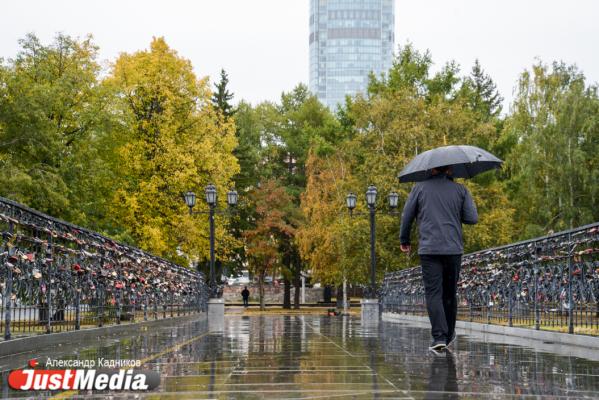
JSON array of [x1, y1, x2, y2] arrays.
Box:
[[2, 310, 599, 398]]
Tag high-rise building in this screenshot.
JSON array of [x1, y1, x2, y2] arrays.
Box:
[[309, 0, 395, 109]]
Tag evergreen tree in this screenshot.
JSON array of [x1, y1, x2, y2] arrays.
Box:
[[212, 68, 235, 118], [462, 59, 503, 120], [226, 102, 276, 278]]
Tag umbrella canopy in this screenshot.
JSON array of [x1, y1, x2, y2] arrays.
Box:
[[398, 145, 503, 183]]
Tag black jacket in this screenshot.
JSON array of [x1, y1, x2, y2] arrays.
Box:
[[399, 174, 478, 255]]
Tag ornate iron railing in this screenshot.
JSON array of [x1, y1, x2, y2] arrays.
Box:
[[0, 196, 209, 340], [381, 222, 599, 334]]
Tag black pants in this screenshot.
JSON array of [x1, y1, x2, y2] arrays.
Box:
[[420, 254, 461, 342], [243, 298, 249, 307]]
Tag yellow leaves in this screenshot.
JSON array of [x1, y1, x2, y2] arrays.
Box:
[[138, 224, 169, 256], [463, 179, 515, 252], [297, 152, 360, 284], [106, 38, 239, 265], [300, 73, 518, 285]]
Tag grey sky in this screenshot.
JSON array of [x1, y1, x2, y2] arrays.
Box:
[[1, 0, 598, 111]]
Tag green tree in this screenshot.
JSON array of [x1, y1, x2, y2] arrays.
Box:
[[503, 61, 599, 238], [274, 85, 342, 307], [212, 68, 235, 118], [457, 59, 503, 122], [299, 45, 516, 287], [455, 60, 506, 163], [368, 43, 463, 103], [225, 102, 278, 278], [230, 86, 342, 307], [368, 43, 432, 97], [0, 33, 117, 226]]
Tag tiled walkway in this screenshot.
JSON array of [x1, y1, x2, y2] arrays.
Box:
[[2, 311, 599, 398]]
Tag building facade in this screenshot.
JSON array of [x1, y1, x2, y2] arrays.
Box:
[[309, 0, 395, 109]]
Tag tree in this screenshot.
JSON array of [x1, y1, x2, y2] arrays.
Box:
[[0, 33, 116, 224], [232, 102, 267, 190], [232, 86, 342, 308], [503, 61, 599, 238], [368, 43, 463, 103], [368, 43, 432, 97], [460, 59, 503, 121], [212, 68, 235, 118], [297, 152, 372, 287], [274, 85, 343, 307], [224, 101, 281, 280], [107, 37, 239, 263], [244, 179, 296, 310], [299, 45, 516, 287]]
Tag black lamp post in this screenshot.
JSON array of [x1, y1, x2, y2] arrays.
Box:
[[365, 185, 377, 298], [346, 187, 399, 299], [184, 184, 238, 298]]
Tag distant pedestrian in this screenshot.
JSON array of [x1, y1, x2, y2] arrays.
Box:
[[241, 286, 250, 307], [399, 166, 478, 351]]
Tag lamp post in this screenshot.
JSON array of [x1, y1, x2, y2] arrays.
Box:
[[345, 187, 399, 300], [388, 192, 399, 210], [342, 193, 357, 314], [184, 184, 238, 298], [365, 185, 377, 298], [346, 192, 357, 216]]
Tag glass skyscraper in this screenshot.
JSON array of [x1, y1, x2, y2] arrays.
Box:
[[309, 0, 395, 109]]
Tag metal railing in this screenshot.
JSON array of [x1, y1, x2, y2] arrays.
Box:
[[381, 222, 599, 335], [0, 196, 209, 340]]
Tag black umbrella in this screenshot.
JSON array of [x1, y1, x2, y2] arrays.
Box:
[[398, 145, 503, 183]]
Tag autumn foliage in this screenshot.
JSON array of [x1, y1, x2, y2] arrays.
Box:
[[1, 35, 597, 294], [244, 180, 296, 309]]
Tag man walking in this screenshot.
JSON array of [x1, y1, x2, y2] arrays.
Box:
[[399, 166, 478, 351], [241, 286, 250, 307]]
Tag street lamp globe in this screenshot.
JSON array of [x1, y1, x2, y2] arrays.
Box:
[[346, 192, 357, 211], [205, 184, 217, 206], [184, 191, 196, 209], [388, 192, 399, 209], [366, 185, 377, 207], [227, 189, 238, 207]]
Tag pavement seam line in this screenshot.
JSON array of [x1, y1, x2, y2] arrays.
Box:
[[304, 321, 355, 358]]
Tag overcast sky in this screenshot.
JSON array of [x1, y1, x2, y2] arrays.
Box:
[[1, 0, 598, 111]]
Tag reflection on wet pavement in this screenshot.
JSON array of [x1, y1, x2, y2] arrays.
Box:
[[2, 312, 599, 398]]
